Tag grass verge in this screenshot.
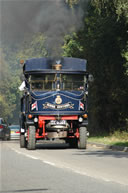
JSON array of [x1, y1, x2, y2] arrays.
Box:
[[88, 131, 128, 147]]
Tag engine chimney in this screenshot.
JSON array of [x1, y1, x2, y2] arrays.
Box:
[[52, 60, 62, 70]]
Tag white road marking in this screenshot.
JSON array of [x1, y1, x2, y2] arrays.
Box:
[[43, 161, 56, 166], [8, 144, 127, 186], [10, 147, 39, 160], [25, 154, 39, 160]]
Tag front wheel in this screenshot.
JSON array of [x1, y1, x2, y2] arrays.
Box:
[[27, 126, 36, 150], [78, 127, 87, 149]]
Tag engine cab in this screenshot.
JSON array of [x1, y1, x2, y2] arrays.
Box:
[[20, 57, 89, 150]]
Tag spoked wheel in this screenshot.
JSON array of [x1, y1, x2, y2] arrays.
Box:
[[27, 126, 36, 150], [20, 134, 27, 148], [78, 127, 87, 149]]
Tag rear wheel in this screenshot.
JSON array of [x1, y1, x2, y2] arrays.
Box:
[[27, 126, 36, 150], [20, 134, 26, 148], [78, 127, 87, 149]]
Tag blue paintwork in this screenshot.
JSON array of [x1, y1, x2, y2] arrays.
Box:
[[28, 91, 86, 115], [24, 57, 87, 73], [23, 57, 88, 116]]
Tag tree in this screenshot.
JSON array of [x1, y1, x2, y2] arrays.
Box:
[[0, 33, 47, 123], [0, 48, 16, 120], [65, 0, 80, 7], [62, 33, 84, 58], [62, 0, 128, 133], [17, 33, 47, 61]]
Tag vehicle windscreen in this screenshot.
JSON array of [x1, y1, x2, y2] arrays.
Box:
[[29, 74, 86, 91], [61, 74, 86, 91], [29, 74, 55, 91]]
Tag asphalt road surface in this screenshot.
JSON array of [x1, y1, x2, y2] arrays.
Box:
[[0, 140, 128, 193]]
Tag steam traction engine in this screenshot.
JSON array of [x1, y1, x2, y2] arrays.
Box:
[[20, 57, 89, 150]]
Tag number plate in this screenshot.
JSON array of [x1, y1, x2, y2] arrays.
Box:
[[50, 120, 66, 125]]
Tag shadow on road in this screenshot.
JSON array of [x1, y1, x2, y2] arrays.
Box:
[[73, 149, 128, 158], [2, 188, 48, 193], [36, 142, 69, 150]]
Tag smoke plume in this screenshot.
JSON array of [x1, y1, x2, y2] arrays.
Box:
[[0, 0, 85, 57]]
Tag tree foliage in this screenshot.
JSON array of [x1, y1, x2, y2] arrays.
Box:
[[62, 33, 84, 57], [0, 0, 128, 132], [0, 33, 47, 123], [65, 0, 80, 7], [0, 49, 17, 121], [17, 33, 47, 61], [63, 0, 128, 133]]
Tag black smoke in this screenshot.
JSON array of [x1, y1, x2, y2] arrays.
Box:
[[0, 0, 85, 57]]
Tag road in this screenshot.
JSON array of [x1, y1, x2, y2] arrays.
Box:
[[0, 140, 128, 193]]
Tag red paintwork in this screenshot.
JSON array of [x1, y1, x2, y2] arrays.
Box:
[[0, 125, 3, 129], [38, 115, 78, 121], [42, 120, 45, 137], [36, 115, 79, 139], [61, 116, 78, 120], [16, 131, 20, 134], [36, 125, 47, 139], [68, 136, 75, 138], [27, 129, 29, 141], [36, 129, 40, 138], [38, 117, 46, 138], [38, 116, 56, 121], [36, 135, 47, 139], [75, 128, 80, 138]]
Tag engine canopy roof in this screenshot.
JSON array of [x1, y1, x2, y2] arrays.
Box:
[[24, 57, 87, 74]]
